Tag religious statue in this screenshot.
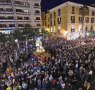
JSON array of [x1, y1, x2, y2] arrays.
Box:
[[35, 38, 45, 53]]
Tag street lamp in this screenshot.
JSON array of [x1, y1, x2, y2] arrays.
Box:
[[64, 31, 68, 39], [23, 34, 28, 53], [15, 39, 19, 60], [15, 39, 19, 50], [39, 28, 42, 33]]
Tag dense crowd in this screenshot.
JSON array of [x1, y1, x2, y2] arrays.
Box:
[[0, 37, 95, 90]]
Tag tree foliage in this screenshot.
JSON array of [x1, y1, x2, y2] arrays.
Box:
[[0, 27, 49, 42]]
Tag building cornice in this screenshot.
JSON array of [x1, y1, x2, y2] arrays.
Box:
[[49, 1, 95, 12]]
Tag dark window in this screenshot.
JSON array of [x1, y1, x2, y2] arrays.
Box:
[[79, 17, 83, 23], [25, 24, 30, 27], [45, 21, 47, 27], [48, 24, 49, 28], [17, 17, 23, 20], [85, 17, 89, 23], [71, 16, 75, 23], [50, 13, 52, 20], [58, 17, 61, 24], [0, 16, 6, 19], [6, 8, 13, 12], [37, 24, 41, 26], [54, 12, 56, 18], [50, 21, 52, 26], [36, 17, 40, 20], [24, 17, 29, 20], [15, 1, 22, 5], [9, 24, 15, 27], [54, 20, 56, 26], [0, 24, 7, 27], [85, 26, 88, 31], [0, 0, 11, 3], [91, 18, 94, 23], [91, 25, 93, 30], [18, 24, 24, 27], [71, 28, 75, 32], [25, 2, 30, 6], [35, 10, 40, 13], [16, 9, 23, 13], [0, 8, 4, 11], [34, 3, 39, 6], [7, 16, 14, 19], [72, 6, 75, 14], [58, 9, 61, 16], [92, 11, 95, 16]]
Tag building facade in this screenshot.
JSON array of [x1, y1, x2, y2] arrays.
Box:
[[43, 1, 95, 40], [0, 0, 42, 34]]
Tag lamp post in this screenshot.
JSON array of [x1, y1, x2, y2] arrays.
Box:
[[25, 37, 28, 53], [23, 34, 28, 53], [15, 39, 19, 60], [15, 39, 19, 49]]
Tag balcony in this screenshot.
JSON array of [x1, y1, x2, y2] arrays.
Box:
[[0, 27, 15, 30], [17, 19, 31, 22], [15, 1, 30, 8], [0, 11, 13, 14], [16, 12, 30, 15], [79, 21, 83, 23], [35, 19, 42, 22], [15, 4, 30, 8], [34, 12, 41, 15], [0, 19, 15, 22], [71, 20, 75, 23], [0, 3, 12, 5], [16, 10, 30, 15]]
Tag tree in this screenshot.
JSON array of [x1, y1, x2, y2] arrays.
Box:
[[89, 26, 95, 37], [0, 33, 7, 42]]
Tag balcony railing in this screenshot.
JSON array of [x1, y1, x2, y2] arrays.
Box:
[[0, 19, 15, 22], [0, 27, 15, 30], [15, 4, 30, 8], [18, 27, 24, 28], [16, 12, 31, 15], [17, 19, 31, 22], [34, 12, 41, 15], [0, 3, 12, 5], [0, 11, 13, 14], [79, 21, 83, 23], [35, 19, 42, 22]]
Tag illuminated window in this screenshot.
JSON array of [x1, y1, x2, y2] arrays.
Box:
[[79, 17, 83, 23], [91, 18, 94, 23], [58, 17, 61, 24], [85, 17, 89, 23], [71, 16, 75, 23]]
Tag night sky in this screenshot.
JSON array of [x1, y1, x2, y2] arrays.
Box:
[[41, 0, 95, 12]]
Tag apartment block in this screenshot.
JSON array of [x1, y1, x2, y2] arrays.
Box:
[[43, 1, 95, 40], [0, 0, 42, 34]]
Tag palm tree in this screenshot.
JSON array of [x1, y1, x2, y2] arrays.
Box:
[[79, 5, 89, 37]]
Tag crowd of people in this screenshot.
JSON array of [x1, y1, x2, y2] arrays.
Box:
[[0, 37, 95, 90]]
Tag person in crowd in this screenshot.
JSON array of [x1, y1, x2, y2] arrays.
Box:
[[0, 37, 95, 90]]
